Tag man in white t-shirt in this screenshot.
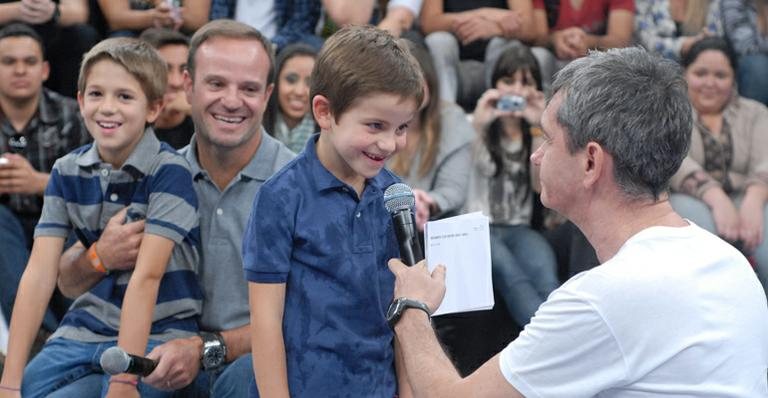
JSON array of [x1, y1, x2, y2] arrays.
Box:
[[386, 47, 768, 397]]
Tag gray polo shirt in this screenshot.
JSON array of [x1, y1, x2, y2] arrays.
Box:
[[181, 131, 295, 331]]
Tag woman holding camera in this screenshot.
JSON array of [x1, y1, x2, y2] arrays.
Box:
[[669, 37, 768, 294], [465, 43, 559, 328]]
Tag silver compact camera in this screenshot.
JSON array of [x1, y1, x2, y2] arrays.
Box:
[[496, 95, 526, 112]]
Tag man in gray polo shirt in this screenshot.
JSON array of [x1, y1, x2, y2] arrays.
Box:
[[58, 20, 295, 397]]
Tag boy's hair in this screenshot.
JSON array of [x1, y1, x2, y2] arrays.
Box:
[[310, 26, 424, 121], [139, 27, 190, 50], [187, 19, 275, 84], [78, 38, 167, 104], [0, 23, 45, 60]]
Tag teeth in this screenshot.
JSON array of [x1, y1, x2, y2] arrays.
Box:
[[366, 152, 385, 161], [213, 115, 245, 124], [97, 121, 119, 128]]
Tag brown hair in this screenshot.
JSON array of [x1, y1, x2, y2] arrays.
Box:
[[310, 25, 423, 121], [389, 40, 441, 179], [78, 37, 167, 104], [187, 19, 275, 84], [681, 0, 709, 35]]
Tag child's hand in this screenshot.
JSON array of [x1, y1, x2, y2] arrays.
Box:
[[0, 389, 22, 398], [106, 382, 140, 398]]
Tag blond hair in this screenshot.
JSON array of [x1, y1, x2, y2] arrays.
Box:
[[78, 37, 167, 104]]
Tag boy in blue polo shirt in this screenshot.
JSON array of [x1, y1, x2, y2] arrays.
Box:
[[242, 26, 424, 397], [0, 38, 201, 397]]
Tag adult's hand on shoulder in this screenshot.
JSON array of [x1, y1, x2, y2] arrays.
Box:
[[388, 259, 446, 315], [98, 208, 144, 271], [143, 337, 203, 391]]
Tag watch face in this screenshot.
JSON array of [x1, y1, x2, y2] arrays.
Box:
[[386, 298, 404, 322], [203, 346, 225, 368]]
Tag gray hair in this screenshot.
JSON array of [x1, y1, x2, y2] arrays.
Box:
[[551, 47, 692, 201]]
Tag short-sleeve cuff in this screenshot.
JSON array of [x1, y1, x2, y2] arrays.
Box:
[[244, 269, 288, 283]]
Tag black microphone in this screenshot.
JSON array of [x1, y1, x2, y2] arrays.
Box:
[[100, 346, 157, 376], [383, 183, 424, 266]]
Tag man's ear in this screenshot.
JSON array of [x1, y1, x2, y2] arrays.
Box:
[[313, 94, 333, 130], [583, 141, 606, 189], [41, 60, 50, 82]]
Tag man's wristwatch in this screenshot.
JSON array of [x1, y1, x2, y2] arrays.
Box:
[[200, 332, 227, 371], [386, 297, 431, 329]]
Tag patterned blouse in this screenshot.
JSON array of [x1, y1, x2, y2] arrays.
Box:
[[635, 0, 723, 60]]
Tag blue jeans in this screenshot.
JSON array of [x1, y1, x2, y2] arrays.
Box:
[[175, 353, 253, 397], [22, 338, 168, 398], [490, 225, 559, 327], [669, 193, 768, 296], [0, 204, 58, 331], [738, 54, 768, 106]]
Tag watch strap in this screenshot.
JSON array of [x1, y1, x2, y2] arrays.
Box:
[[387, 297, 431, 329]]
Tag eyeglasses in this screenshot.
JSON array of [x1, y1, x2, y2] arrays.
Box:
[[8, 134, 27, 154]]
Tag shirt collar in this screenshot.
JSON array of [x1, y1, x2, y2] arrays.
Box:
[[183, 128, 284, 182], [75, 127, 161, 176], [37, 88, 60, 125]]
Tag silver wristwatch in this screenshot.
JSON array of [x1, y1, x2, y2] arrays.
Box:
[[200, 332, 227, 371]]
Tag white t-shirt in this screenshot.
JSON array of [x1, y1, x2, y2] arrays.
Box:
[[499, 224, 768, 397], [235, 0, 277, 39]]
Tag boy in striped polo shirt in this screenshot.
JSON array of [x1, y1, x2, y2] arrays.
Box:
[[0, 38, 202, 398]]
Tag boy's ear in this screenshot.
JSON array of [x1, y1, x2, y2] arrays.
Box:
[[145, 99, 164, 124], [76, 91, 86, 117], [312, 94, 333, 130]]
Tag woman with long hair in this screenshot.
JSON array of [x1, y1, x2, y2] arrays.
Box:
[[465, 43, 559, 327], [264, 43, 318, 153]]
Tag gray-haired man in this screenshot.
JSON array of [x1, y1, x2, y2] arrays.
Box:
[[387, 47, 768, 397]]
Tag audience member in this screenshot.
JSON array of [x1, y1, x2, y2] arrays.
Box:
[[534, 0, 634, 90], [389, 40, 473, 229], [1, 37, 203, 397], [669, 36, 768, 295], [0, 23, 88, 335], [466, 43, 558, 327], [263, 43, 317, 153], [209, 0, 322, 51], [140, 27, 194, 149], [388, 46, 768, 397], [242, 25, 423, 397], [321, 0, 425, 40], [721, 0, 768, 105], [634, 0, 722, 60], [56, 20, 295, 397], [0, 0, 98, 97], [420, 0, 544, 107], [97, 0, 211, 37]]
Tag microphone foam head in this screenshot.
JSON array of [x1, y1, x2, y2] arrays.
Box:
[[100, 346, 130, 375], [383, 183, 415, 214]]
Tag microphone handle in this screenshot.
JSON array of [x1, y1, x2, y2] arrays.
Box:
[[392, 210, 424, 266], [127, 354, 158, 376]]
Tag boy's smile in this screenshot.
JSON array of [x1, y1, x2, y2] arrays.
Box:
[[77, 59, 161, 167], [315, 93, 418, 194]]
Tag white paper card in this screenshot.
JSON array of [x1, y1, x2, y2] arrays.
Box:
[[425, 212, 494, 316]]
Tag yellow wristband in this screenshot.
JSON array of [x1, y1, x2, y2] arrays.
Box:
[[87, 244, 109, 274]]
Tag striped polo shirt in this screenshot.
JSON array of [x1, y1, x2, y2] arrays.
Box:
[[36, 129, 203, 342]]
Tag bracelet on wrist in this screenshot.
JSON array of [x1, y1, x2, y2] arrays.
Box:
[[87, 243, 109, 274], [0, 385, 21, 392], [109, 377, 138, 387]]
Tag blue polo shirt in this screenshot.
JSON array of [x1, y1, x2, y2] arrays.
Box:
[[242, 134, 401, 397]]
